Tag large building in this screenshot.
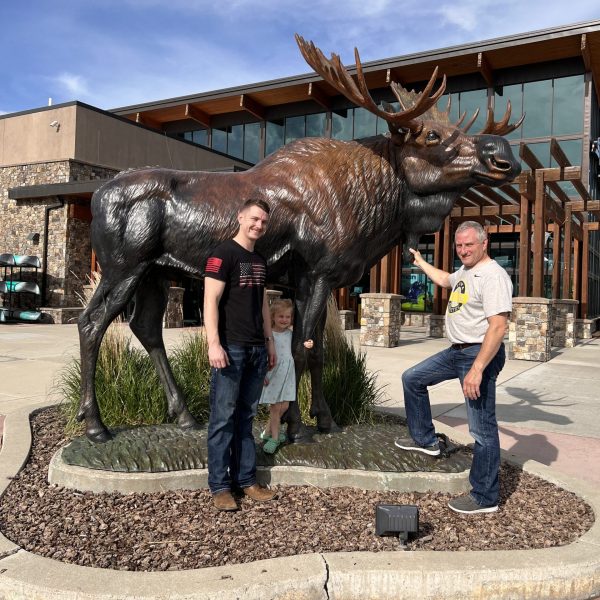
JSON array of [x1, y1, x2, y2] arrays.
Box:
[[1, 20, 600, 328]]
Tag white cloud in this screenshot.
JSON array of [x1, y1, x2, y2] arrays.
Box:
[[54, 73, 90, 99]]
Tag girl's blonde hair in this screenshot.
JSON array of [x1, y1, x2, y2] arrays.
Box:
[[270, 298, 294, 325]]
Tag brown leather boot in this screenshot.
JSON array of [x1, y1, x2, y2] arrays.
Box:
[[213, 490, 239, 511], [242, 484, 277, 502]]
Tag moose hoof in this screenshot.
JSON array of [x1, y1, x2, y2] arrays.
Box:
[[317, 421, 341, 434], [286, 424, 315, 444], [86, 426, 113, 443], [177, 413, 201, 431]]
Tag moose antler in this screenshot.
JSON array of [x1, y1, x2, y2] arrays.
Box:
[[295, 34, 446, 133], [478, 101, 525, 136]]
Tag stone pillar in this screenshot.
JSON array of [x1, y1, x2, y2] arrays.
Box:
[[163, 286, 184, 328], [359, 293, 403, 347], [551, 299, 578, 348], [427, 314, 446, 338], [575, 318, 594, 340], [266, 289, 283, 304], [508, 297, 552, 361], [338, 309, 355, 330]]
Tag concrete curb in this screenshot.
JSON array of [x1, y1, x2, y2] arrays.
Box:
[[48, 447, 470, 495], [1, 404, 599, 600]]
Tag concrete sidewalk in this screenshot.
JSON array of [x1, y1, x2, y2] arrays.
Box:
[[0, 322, 599, 599], [1, 322, 599, 483]]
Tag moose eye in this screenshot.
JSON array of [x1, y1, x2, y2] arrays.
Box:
[[425, 130, 441, 145]]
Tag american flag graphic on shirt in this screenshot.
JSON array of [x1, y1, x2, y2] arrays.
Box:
[[239, 262, 265, 287], [205, 257, 223, 274]]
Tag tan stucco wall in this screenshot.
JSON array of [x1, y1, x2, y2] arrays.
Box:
[[0, 103, 249, 172]]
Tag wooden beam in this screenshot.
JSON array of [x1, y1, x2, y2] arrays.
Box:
[[518, 179, 531, 296], [433, 230, 443, 314], [485, 224, 521, 234], [477, 52, 494, 87], [581, 224, 590, 318], [573, 238, 581, 313], [307, 82, 332, 111], [239, 94, 266, 120], [532, 170, 546, 297], [551, 223, 561, 299], [185, 104, 211, 127], [563, 204, 573, 299], [441, 217, 451, 311], [581, 34, 600, 102], [450, 204, 521, 218], [379, 252, 391, 293], [135, 112, 162, 130], [369, 262, 380, 293]]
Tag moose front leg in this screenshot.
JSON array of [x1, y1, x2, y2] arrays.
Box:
[[129, 273, 199, 431], [286, 274, 338, 439]]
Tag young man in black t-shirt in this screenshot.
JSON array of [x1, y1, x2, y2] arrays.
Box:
[[204, 198, 277, 511]]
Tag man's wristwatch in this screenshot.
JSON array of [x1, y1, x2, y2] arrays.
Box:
[[265, 336, 273, 342]]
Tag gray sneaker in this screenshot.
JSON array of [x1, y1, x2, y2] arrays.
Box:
[[448, 494, 498, 514], [394, 436, 440, 456]]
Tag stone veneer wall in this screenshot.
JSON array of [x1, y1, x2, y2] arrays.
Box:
[[1, 160, 117, 316], [164, 287, 185, 328], [550, 299, 578, 348], [359, 293, 403, 347], [338, 310, 355, 330], [427, 314, 446, 338], [403, 312, 431, 327], [508, 297, 552, 361]]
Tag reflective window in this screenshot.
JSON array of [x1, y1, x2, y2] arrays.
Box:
[[285, 115, 305, 144], [332, 109, 353, 140], [192, 129, 208, 146], [306, 113, 327, 137], [553, 75, 584, 136], [523, 80, 552, 139], [266, 119, 284, 155], [244, 122, 260, 164], [212, 127, 227, 154], [228, 124, 243, 159], [555, 138, 583, 197], [353, 107, 377, 139], [458, 89, 488, 132], [527, 141, 550, 166], [495, 84, 524, 141]]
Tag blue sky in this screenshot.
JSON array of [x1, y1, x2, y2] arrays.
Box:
[[1, 0, 599, 115]]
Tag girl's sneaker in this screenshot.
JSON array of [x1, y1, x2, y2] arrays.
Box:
[[261, 429, 286, 443], [262, 437, 281, 454]]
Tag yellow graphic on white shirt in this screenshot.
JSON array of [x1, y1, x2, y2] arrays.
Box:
[[447, 280, 469, 314]]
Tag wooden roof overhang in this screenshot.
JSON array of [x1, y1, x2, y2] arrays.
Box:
[[112, 21, 600, 131]]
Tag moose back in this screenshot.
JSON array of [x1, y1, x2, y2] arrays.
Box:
[[77, 36, 522, 443]]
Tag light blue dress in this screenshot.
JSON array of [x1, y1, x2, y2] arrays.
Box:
[[260, 329, 296, 405]]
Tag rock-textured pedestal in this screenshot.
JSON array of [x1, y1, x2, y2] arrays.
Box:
[[509, 297, 551, 361], [359, 293, 403, 347], [338, 309, 355, 330], [163, 286, 184, 328], [427, 314, 446, 338], [551, 299, 578, 348]]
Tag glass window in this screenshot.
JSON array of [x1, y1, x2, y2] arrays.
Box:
[[552, 75, 584, 136], [523, 80, 552, 139], [332, 109, 353, 140], [495, 84, 523, 141], [266, 119, 284, 155], [459, 89, 488, 133], [227, 125, 243, 159], [192, 129, 208, 147], [243, 122, 260, 164], [527, 141, 550, 166], [306, 112, 326, 137], [285, 115, 305, 144], [376, 101, 398, 135], [555, 138, 583, 197], [353, 107, 377, 139], [183, 131, 192, 142], [212, 127, 227, 154]]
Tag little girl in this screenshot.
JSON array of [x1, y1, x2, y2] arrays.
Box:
[[260, 299, 313, 454]]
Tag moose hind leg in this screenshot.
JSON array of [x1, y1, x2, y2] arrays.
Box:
[[129, 274, 199, 430], [78, 272, 143, 442]]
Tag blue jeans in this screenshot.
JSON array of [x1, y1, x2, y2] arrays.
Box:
[[402, 343, 506, 507], [207, 344, 268, 495]]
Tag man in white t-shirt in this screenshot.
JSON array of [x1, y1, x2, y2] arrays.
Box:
[[395, 221, 512, 514]]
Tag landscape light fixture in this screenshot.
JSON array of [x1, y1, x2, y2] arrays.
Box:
[[375, 504, 419, 544], [26, 232, 40, 245]]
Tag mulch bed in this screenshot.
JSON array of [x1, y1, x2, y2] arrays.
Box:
[[0, 407, 594, 571]]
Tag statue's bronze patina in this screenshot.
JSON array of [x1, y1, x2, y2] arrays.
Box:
[[78, 36, 523, 443]]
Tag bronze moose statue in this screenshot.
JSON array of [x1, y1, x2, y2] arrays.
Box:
[[78, 35, 523, 443]]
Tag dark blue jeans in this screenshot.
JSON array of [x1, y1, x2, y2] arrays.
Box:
[[207, 344, 268, 495], [401, 343, 506, 507]]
